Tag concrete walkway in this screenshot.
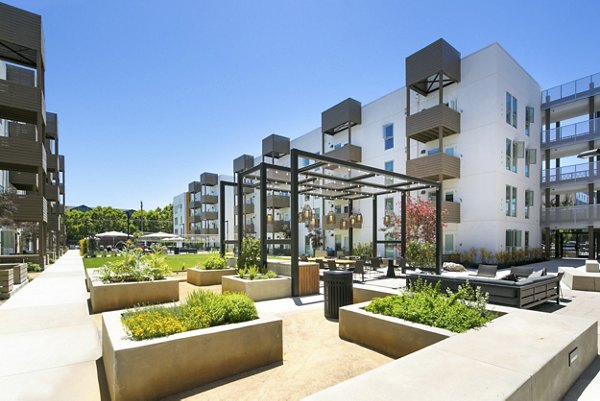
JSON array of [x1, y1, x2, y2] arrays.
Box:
[[0, 250, 103, 401]]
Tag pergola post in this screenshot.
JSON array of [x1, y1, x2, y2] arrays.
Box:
[[236, 173, 244, 256], [435, 187, 442, 275], [290, 149, 300, 297], [401, 192, 407, 258], [348, 199, 353, 255], [372, 195, 377, 257], [259, 163, 268, 270], [219, 181, 226, 256]]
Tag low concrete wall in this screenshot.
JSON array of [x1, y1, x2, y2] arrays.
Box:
[[339, 302, 454, 358], [186, 267, 236, 286], [560, 266, 600, 292], [222, 276, 291, 301], [306, 310, 597, 401], [89, 275, 179, 313], [352, 284, 397, 304], [103, 310, 283, 401]]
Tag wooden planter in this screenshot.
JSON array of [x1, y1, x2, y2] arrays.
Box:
[[339, 301, 455, 358], [89, 274, 179, 313], [221, 276, 291, 301], [102, 310, 283, 401], [186, 267, 236, 286]]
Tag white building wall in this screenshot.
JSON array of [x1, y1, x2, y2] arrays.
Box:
[[172, 192, 187, 236]]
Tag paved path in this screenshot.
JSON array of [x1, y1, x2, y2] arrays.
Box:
[[0, 250, 103, 401]]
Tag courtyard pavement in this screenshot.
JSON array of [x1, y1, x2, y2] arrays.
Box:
[[0, 252, 599, 400]]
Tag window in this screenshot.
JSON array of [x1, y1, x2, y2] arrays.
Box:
[[505, 139, 518, 173], [302, 157, 310, 167], [524, 231, 530, 251], [524, 189, 534, 219], [506, 92, 517, 128], [384, 124, 394, 150], [445, 191, 454, 202], [384, 161, 394, 185], [506, 229, 522, 249], [525, 106, 534, 136], [506, 185, 517, 217], [385, 197, 394, 213], [444, 233, 454, 254]]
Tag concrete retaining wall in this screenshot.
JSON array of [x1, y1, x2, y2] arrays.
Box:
[[186, 267, 236, 286], [103, 310, 283, 401], [222, 276, 291, 301]]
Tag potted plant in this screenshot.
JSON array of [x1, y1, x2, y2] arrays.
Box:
[[187, 254, 236, 286], [102, 290, 283, 401]]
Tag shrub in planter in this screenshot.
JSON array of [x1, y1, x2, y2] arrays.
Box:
[[121, 290, 258, 341], [364, 279, 495, 333], [237, 266, 278, 280], [237, 237, 261, 273], [96, 244, 170, 283], [27, 262, 42, 272], [203, 254, 227, 270], [406, 240, 435, 270]]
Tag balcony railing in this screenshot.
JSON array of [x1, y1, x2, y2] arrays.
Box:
[[266, 194, 290, 209], [541, 118, 599, 147], [541, 161, 600, 187], [406, 153, 460, 181], [267, 220, 290, 232], [443, 201, 460, 224], [541, 72, 600, 107], [189, 200, 202, 209], [200, 194, 218, 204], [0, 136, 45, 173], [324, 144, 362, 164], [542, 205, 600, 228], [406, 104, 460, 143], [200, 211, 218, 220], [200, 228, 218, 235]]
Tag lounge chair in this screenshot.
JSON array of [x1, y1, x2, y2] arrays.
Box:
[[471, 264, 497, 278]]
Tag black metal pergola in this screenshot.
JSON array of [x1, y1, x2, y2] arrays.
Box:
[[220, 148, 442, 296]]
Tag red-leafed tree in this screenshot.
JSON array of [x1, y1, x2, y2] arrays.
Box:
[[387, 197, 447, 243]]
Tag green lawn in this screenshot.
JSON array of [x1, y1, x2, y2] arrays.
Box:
[[82, 253, 216, 271]]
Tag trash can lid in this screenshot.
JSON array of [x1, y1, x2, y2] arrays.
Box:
[[323, 270, 353, 276]]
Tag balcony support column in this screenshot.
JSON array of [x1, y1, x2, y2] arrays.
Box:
[[589, 226, 595, 260], [259, 164, 267, 270], [435, 187, 442, 275], [544, 227, 551, 259], [406, 88, 411, 161]]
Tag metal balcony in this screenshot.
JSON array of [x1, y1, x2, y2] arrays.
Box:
[[324, 144, 362, 165], [541, 72, 600, 109], [9, 171, 37, 191], [200, 228, 218, 235], [406, 104, 461, 143], [45, 183, 59, 202], [542, 205, 600, 229], [189, 215, 202, 224], [200, 194, 218, 204], [0, 79, 44, 123], [200, 211, 218, 220], [267, 220, 290, 232], [0, 136, 44, 173], [541, 162, 600, 188], [189, 200, 202, 209], [9, 194, 47, 222], [541, 118, 599, 149], [406, 153, 461, 181], [266, 195, 290, 209]]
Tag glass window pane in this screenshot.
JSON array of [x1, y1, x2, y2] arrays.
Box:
[[512, 97, 518, 128], [512, 187, 517, 217], [506, 92, 511, 124], [505, 186, 511, 216]]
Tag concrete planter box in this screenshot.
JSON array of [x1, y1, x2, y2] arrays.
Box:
[[186, 267, 236, 286], [339, 301, 456, 358], [222, 275, 291, 301], [89, 273, 179, 313], [103, 309, 282, 401], [0, 263, 27, 284]]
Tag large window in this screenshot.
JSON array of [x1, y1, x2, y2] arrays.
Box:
[[506, 229, 522, 249], [384, 160, 394, 185], [505, 139, 518, 173], [385, 197, 394, 213], [444, 233, 454, 254], [525, 106, 534, 136], [524, 189, 534, 219], [506, 92, 517, 128], [383, 124, 394, 150], [505, 185, 517, 217]]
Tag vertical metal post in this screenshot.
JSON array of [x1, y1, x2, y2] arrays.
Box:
[[401, 192, 407, 258], [236, 173, 244, 256], [290, 149, 299, 296], [435, 187, 442, 275], [219, 181, 225, 256], [348, 199, 353, 255], [260, 163, 268, 271], [372, 196, 377, 257]]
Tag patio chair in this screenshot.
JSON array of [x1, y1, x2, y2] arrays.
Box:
[[472, 264, 497, 278], [353, 260, 365, 282], [370, 257, 381, 270], [300, 255, 308, 262], [556, 271, 565, 299], [327, 260, 338, 271], [510, 266, 533, 279]]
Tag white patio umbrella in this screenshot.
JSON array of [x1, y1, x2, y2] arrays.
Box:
[[96, 231, 129, 246], [141, 232, 177, 240], [161, 236, 186, 242]]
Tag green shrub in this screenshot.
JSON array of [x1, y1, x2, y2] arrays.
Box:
[[352, 242, 373, 259], [364, 279, 495, 333], [237, 266, 278, 280], [27, 262, 42, 272], [203, 254, 227, 270], [79, 238, 87, 256], [96, 244, 170, 283], [237, 237, 261, 273], [406, 240, 435, 270], [121, 290, 258, 341]]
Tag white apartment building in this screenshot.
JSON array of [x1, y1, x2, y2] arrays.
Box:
[[172, 192, 188, 236], [176, 39, 578, 260]]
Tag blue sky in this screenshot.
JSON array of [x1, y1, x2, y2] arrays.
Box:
[[6, 0, 600, 209]]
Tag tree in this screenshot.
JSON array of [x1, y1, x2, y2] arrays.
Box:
[[388, 197, 447, 244], [0, 191, 16, 228]]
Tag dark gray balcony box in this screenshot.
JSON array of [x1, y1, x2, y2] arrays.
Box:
[[46, 112, 58, 139], [200, 172, 218, 186], [234, 154, 254, 173], [188, 181, 201, 193], [406, 38, 461, 95], [322, 98, 362, 135], [262, 134, 290, 159]]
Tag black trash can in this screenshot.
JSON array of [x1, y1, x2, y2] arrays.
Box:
[[174, 247, 180, 255], [323, 270, 353, 319]]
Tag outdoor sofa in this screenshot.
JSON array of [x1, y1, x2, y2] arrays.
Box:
[[406, 270, 560, 309]]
